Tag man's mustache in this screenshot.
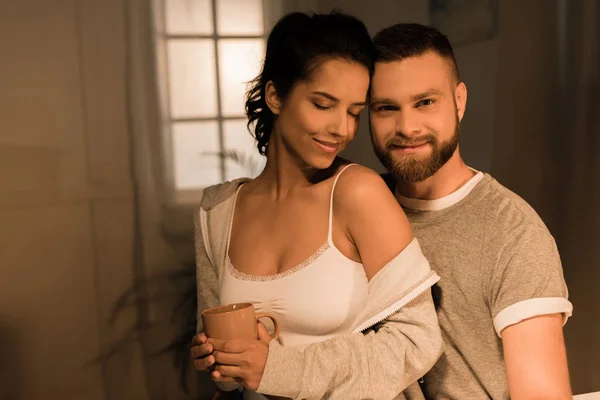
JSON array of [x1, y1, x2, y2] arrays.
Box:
[[386, 134, 436, 148]]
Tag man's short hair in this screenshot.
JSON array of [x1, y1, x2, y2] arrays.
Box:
[[373, 23, 460, 82]]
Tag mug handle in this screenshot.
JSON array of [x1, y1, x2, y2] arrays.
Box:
[[255, 312, 280, 340]]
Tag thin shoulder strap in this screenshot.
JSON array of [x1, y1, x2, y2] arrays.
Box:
[[328, 163, 358, 243]]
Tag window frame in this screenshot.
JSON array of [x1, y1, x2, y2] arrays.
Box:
[[153, 0, 271, 204]]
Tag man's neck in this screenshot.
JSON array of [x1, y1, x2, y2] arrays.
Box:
[[395, 150, 475, 200]]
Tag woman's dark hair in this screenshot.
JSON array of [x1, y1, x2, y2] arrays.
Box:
[[245, 10, 375, 155]]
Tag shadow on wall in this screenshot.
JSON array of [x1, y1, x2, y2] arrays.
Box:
[[0, 320, 24, 400]]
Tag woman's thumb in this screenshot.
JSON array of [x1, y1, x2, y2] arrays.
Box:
[[257, 321, 272, 343]]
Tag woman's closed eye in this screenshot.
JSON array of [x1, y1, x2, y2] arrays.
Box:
[[348, 107, 364, 118], [313, 102, 363, 118], [313, 103, 331, 111]]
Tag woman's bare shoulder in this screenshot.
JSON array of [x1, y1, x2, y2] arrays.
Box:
[[332, 163, 394, 203]]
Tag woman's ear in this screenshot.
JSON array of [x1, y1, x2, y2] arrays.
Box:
[[265, 81, 281, 115]]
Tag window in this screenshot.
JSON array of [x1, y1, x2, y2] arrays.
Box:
[[157, 0, 267, 201]]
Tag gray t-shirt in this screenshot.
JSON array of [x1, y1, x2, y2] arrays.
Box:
[[397, 172, 572, 399]]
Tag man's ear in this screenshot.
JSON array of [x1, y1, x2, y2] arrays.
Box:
[[455, 81, 467, 122]]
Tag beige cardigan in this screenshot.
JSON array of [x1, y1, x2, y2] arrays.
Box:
[[194, 179, 443, 400]]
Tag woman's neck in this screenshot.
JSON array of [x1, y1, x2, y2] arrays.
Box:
[[254, 133, 319, 201]]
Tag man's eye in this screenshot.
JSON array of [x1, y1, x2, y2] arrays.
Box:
[[417, 99, 435, 107]]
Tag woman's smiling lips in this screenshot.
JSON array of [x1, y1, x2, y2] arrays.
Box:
[[313, 138, 340, 153]]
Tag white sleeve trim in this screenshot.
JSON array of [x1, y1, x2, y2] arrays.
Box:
[[494, 297, 573, 337]]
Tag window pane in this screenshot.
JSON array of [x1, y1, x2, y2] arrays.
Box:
[[165, 0, 213, 35], [223, 120, 266, 181], [218, 39, 264, 117], [172, 121, 222, 189], [167, 40, 218, 118], [217, 0, 263, 35]]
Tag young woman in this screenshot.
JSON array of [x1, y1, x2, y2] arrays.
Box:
[[191, 11, 442, 400]]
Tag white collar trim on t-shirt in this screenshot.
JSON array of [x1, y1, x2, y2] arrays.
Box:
[[395, 169, 485, 211]]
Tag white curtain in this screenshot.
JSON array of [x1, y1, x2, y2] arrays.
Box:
[[113, 0, 200, 398]]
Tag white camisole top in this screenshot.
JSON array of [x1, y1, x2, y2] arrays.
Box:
[[220, 164, 369, 350]]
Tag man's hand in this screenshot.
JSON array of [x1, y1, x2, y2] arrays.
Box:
[[209, 322, 273, 391]]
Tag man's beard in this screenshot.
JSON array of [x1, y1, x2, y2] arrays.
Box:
[[373, 116, 460, 183]]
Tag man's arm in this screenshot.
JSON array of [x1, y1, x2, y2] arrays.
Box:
[[502, 314, 571, 400], [488, 216, 573, 400]]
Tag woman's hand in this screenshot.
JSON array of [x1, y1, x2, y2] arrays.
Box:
[[191, 333, 214, 370], [190, 333, 237, 383], [209, 322, 273, 391]]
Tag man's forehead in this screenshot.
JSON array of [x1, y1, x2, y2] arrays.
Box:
[[376, 53, 449, 73], [371, 56, 452, 94]]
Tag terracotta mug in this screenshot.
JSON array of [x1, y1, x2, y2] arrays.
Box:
[[201, 302, 280, 341]]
